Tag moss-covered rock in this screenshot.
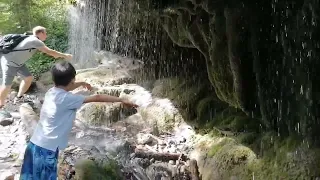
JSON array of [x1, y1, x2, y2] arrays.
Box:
[[195, 96, 228, 125], [76, 103, 121, 126], [192, 134, 320, 180], [152, 77, 206, 110], [139, 100, 183, 133], [74, 159, 123, 180]]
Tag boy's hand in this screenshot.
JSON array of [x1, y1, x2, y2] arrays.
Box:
[[121, 99, 138, 108], [81, 82, 93, 91]]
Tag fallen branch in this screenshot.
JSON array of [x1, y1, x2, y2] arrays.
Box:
[[134, 148, 187, 162]]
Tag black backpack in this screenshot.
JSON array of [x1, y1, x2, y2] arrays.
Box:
[[0, 34, 35, 54]]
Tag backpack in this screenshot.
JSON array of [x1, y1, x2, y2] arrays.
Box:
[[0, 34, 35, 54]]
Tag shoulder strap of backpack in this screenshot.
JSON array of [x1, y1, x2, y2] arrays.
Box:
[[0, 34, 36, 54]]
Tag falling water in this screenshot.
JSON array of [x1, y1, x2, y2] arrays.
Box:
[[67, 0, 100, 68], [67, 0, 205, 77]]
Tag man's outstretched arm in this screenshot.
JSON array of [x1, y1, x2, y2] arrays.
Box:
[[37, 46, 73, 60]]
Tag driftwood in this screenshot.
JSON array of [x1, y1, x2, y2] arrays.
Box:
[[188, 159, 200, 180], [134, 148, 187, 162]]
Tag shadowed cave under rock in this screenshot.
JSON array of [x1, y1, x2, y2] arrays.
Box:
[[67, 0, 320, 179]]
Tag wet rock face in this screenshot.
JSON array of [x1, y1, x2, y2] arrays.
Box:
[[76, 102, 138, 127], [77, 103, 120, 126], [79, 0, 320, 140]]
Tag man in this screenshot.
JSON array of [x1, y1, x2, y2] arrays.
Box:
[[0, 26, 72, 118]]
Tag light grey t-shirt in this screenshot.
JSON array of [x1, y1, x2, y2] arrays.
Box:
[[30, 87, 85, 151], [0, 35, 45, 67]]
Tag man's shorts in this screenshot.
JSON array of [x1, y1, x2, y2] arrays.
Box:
[[1, 62, 32, 86]]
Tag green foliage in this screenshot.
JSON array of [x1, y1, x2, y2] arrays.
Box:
[[0, 0, 69, 78], [27, 21, 68, 79]]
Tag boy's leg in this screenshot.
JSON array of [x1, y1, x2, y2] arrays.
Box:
[[20, 142, 59, 180], [20, 142, 34, 180]]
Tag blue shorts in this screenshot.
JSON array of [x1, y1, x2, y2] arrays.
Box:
[[20, 142, 59, 180]]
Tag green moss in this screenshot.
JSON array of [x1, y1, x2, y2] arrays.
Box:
[[196, 106, 260, 138], [207, 134, 320, 179], [163, 112, 175, 131], [153, 77, 208, 112], [236, 132, 257, 145], [74, 159, 123, 180], [196, 96, 228, 125], [207, 42, 241, 109], [79, 103, 108, 126], [152, 77, 183, 98], [208, 137, 256, 176], [208, 138, 237, 157]]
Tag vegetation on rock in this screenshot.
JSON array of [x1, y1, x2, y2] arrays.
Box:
[[74, 159, 123, 180]]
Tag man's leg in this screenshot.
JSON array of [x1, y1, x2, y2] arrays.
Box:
[[0, 64, 17, 108], [14, 65, 33, 104], [0, 86, 11, 107], [0, 64, 17, 118]]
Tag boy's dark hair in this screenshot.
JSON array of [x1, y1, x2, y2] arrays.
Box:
[[51, 61, 76, 86]]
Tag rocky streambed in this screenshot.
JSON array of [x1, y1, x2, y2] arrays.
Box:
[[4, 51, 306, 180], [0, 51, 204, 180]]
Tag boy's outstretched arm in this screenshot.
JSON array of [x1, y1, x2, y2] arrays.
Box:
[[84, 94, 138, 108]]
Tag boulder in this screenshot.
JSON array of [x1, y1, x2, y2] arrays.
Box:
[[139, 99, 184, 134], [75, 66, 134, 87], [76, 102, 137, 126], [19, 103, 39, 135]]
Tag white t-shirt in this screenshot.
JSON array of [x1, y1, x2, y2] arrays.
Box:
[[30, 87, 85, 151]]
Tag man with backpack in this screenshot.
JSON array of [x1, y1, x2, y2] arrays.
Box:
[[0, 26, 72, 119]]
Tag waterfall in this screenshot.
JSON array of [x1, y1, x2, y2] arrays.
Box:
[[67, 0, 100, 68], [67, 0, 125, 69]]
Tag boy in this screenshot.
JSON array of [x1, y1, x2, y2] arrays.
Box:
[[19, 61, 138, 180]]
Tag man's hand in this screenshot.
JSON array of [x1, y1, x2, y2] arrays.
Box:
[[64, 53, 73, 60], [81, 82, 92, 91], [121, 99, 139, 108], [37, 46, 73, 60]]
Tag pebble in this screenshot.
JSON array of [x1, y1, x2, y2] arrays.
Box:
[[0, 118, 14, 126], [136, 133, 153, 145], [169, 160, 175, 165], [179, 137, 187, 143]]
